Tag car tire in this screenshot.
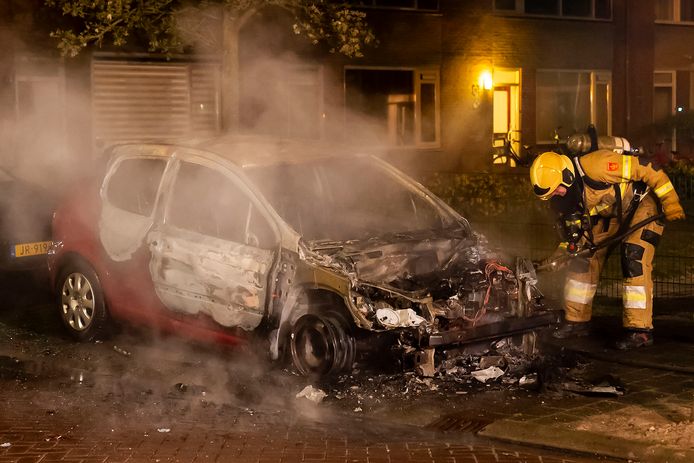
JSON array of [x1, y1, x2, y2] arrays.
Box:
[[57, 259, 109, 342], [289, 312, 355, 377]]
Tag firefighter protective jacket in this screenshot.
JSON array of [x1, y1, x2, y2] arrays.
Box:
[[560, 148, 684, 330], [574, 149, 684, 222]]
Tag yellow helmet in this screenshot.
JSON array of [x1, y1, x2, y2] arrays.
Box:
[[529, 152, 575, 200]]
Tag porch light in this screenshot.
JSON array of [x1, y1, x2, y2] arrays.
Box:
[[479, 71, 493, 91]]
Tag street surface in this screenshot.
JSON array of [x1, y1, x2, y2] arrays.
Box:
[[0, 272, 646, 462]]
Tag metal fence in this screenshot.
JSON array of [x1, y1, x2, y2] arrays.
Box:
[[672, 173, 694, 200], [598, 253, 694, 298]]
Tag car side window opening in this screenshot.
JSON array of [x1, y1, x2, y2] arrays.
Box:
[[106, 158, 167, 216], [167, 162, 275, 249]]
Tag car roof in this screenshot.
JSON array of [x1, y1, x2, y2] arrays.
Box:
[[200, 135, 377, 168], [111, 134, 383, 169]]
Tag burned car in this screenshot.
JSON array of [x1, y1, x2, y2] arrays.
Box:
[[48, 137, 557, 376]]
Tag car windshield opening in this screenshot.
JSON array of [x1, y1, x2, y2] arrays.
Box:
[[245, 157, 450, 241]]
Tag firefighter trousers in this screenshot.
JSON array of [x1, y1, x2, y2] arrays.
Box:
[[563, 195, 664, 330]]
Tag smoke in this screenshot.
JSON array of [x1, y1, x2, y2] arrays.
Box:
[[0, 3, 499, 427], [5, 328, 333, 432]]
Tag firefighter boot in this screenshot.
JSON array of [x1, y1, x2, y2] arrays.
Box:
[[614, 329, 653, 350], [552, 321, 591, 339]]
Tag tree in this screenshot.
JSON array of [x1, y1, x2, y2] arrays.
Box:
[[44, 0, 374, 59]]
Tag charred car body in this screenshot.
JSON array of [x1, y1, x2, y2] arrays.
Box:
[[48, 137, 557, 376]]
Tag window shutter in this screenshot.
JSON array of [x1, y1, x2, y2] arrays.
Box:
[[91, 60, 221, 145]]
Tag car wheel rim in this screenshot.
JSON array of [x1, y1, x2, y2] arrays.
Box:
[[290, 314, 355, 376], [60, 272, 95, 332], [291, 315, 333, 376]]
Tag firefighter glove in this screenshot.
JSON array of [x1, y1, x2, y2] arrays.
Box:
[[663, 201, 686, 221], [533, 256, 567, 272]]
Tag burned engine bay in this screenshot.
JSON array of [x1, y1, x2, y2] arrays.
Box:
[[302, 227, 557, 353]]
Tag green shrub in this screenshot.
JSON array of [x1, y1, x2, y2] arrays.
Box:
[[665, 160, 694, 177], [424, 172, 549, 221]]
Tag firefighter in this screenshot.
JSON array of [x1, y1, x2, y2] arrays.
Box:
[[530, 148, 685, 350]]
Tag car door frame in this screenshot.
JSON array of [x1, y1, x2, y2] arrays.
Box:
[[147, 148, 283, 331], [98, 144, 175, 263]]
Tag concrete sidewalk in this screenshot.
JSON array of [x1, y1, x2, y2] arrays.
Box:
[[479, 315, 694, 462]]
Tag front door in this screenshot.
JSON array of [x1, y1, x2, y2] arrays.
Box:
[[492, 68, 521, 166], [148, 159, 277, 331]]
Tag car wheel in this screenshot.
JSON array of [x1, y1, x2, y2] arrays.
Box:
[[289, 312, 355, 377], [57, 260, 109, 342]]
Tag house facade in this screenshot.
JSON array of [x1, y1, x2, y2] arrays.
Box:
[[2, 0, 694, 178], [237, 0, 694, 172]]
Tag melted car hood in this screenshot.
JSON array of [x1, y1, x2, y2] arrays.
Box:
[[306, 228, 483, 290]]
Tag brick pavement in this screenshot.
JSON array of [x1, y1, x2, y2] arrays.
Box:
[[0, 376, 598, 463], [0, 278, 614, 463], [479, 335, 694, 462]]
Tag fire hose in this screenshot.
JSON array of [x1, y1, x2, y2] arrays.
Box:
[[534, 213, 666, 273]]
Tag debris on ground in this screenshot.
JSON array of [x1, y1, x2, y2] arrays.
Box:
[[157, 428, 171, 433], [518, 373, 539, 389], [322, 337, 598, 415], [415, 348, 436, 378], [296, 385, 328, 404], [562, 374, 625, 397], [479, 356, 506, 369], [471, 366, 505, 383], [112, 346, 131, 357], [0, 443, 10, 448], [173, 383, 207, 395]]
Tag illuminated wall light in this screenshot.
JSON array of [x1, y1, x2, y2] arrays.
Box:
[[479, 71, 493, 91]]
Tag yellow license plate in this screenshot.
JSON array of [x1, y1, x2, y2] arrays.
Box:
[[13, 241, 52, 258]]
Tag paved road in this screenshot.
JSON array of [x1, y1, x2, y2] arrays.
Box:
[[0, 274, 606, 463]]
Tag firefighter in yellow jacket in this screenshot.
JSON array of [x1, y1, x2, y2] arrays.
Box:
[[530, 148, 685, 349]]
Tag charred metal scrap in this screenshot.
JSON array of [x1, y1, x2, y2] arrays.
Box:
[[298, 226, 556, 374]]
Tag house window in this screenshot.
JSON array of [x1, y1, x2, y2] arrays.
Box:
[[240, 64, 323, 140], [495, 0, 515, 10], [536, 70, 611, 143], [654, 71, 677, 151], [656, 0, 694, 22], [526, 0, 559, 15], [13, 56, 67, 164], [562, 0, 591, 17], [494, 0, 611, 19], [346, 0, 439, 11], [345, 67, 440, 148]]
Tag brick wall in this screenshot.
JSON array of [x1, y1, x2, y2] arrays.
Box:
[[234, 4, 691, 175], [440, 1, 615, 171]]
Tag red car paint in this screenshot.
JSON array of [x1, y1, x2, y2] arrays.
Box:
[[48, 185, 246, 347]]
